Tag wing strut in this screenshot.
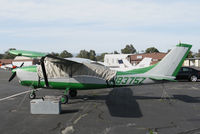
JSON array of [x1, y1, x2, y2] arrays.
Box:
[[40, 57, 49, 87]]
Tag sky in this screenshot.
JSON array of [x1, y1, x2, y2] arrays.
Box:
[[0, 0, 200, 54]]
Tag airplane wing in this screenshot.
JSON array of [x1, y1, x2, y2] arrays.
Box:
[[65, 57, 93, 64], [9, 50, 116, 87], [37, 55, 116, 81], [9, 50, 47, 57]]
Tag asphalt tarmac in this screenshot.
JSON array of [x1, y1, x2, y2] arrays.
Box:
[[0, 68, 200, 134]]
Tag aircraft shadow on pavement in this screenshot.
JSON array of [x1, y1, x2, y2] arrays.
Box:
[[173, 95, 200, 103], [71, 88, 143, 118], [106, 87, 143, 118], [126, 95, 200, 103]]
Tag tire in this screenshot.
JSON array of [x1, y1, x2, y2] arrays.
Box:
[[69, 90, 77, 97], [61, 95, 68, 104], [29, 92, 36, 99], [190, 75, 198, 82]]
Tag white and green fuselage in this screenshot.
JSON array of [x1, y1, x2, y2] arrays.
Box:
[[12, 43, 192, 90], [15, 65, 156, 90]]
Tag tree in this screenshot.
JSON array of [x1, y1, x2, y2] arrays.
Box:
[[0, 54, 3, 59], [187, 51, 194, 58], [3, 48, 16, 59], [121, 44, 136, 54], [114, 51, 119, 54], [141, 50, 145, 53], [76, 50, 90, 59], [50, 52, 59, 57], [59, 50, 73, 58], [145, 47, 159, 53], [77, 50, 97, 60], [195, 49, 200, 57], [196, 53, 200, 57], [89, 50, 96, 61], [96, 53, 108, 62]]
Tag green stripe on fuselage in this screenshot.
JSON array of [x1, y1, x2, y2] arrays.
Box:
[[20, 80, 108, 90], [116, 64, 157, 75], [20, 65, 37, 72]]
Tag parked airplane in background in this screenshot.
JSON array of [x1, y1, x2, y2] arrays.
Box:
[[8, 43, 192, 104], [109, 57, 152, 71], [0, 64, 16, 70], [104, 54, 152, 71]]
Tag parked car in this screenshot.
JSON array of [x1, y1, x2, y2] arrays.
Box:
[[176, 67, 200, 82]]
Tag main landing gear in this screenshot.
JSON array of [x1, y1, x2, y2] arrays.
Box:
[[60, 88, 69, 104], [60, 89, 78, 104]]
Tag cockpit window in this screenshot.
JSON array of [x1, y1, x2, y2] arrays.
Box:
[[118, 60, 123, 64]]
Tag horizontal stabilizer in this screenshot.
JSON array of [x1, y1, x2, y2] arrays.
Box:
[[149, 75, 176, 82]]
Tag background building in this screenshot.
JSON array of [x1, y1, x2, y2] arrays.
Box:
[[104, 54, 131, 68], [12, 56, 39, 66], [0, 59, 13, 65], [129, 52, 167, 65], [0, 56, 40, 69], [183, 58, 200, 67]]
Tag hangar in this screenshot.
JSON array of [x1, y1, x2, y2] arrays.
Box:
[[12, 56, 39, 66]]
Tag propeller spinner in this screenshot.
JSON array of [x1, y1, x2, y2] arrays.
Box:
[[8, 62, 24, 82]]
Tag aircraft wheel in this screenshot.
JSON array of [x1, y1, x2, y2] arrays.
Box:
[[69, 90, 77, 97], [61, 95, 68, 104], [29, 92, 36, 99], [190, 75, 197, 82]]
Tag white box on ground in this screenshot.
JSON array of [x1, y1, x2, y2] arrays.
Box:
[[30, 96, 61, 114]]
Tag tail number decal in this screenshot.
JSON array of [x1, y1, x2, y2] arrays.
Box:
[[115, 77, 146, 85]]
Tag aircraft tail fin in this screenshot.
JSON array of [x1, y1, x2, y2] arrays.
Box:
[[145, 43, 192, 77]]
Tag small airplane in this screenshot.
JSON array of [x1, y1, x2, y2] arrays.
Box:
[[0, 64, 16, 70], [104, 54, 152, 70], [109, 57, 152, 71], [8, 43, 192, 104]]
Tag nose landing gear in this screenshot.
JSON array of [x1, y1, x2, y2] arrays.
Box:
[[29, 90, 36, 99]]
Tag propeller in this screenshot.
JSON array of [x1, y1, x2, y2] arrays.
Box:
[[8, 62, 24, 82]]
